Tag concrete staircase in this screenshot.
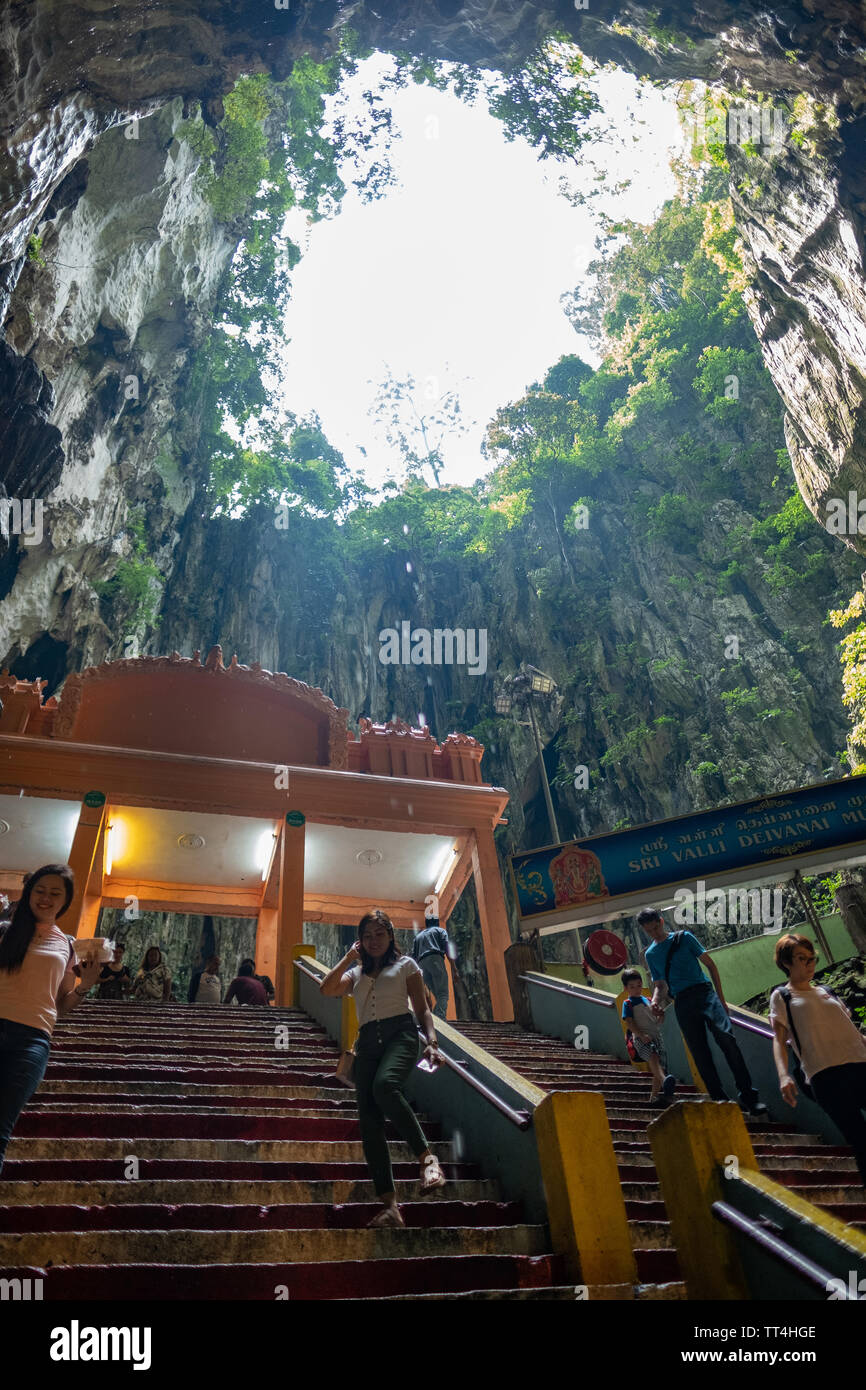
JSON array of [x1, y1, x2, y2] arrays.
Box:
[[0, 1001, 572, 1300], [456, 1021, 866, 1291]]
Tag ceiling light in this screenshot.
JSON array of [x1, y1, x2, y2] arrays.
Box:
[[178, 833, 206, 850], [258, 828, 279, 882], [356, 849, 382, 867], [433, 842, 456, 895]]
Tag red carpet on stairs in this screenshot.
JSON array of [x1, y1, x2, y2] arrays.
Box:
[[456, 1019, 866, 1289], [0, 1001, 569, 1300]]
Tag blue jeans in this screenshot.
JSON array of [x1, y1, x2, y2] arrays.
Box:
[[674, 983, 758, 1105], [0, 1018, 51, 1174], [419, 954, 449, 1020]]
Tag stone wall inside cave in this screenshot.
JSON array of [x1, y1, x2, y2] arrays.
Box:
[[2, 3, 866, 1014]]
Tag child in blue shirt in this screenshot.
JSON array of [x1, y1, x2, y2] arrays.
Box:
[[622, 967, 676, 1108]]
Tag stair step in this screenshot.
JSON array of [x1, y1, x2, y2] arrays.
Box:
[[628, 1220, 674, 1249], [0, 1254, 566, 1299], [13, 1113, 441, 1141], [37, 1081, 355, 1101], [6, 1137, 455, 1161], [0, 1199, 524, 1232], [0, 1159, 481, 1181], [0, 1178, 500, 1205], [0, 1223, 551, 1266]]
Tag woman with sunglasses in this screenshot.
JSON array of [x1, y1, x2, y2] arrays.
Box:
[[321, 908, 445, 1226]]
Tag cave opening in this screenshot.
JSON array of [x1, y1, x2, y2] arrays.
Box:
[[1, 4, 866, 1093]]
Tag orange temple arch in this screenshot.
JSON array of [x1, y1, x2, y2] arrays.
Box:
[[0, 648, 514, 1019]]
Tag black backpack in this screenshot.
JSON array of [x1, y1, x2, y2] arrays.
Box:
[[777, 985, 840, 1101], [662, 931, 686, 996]]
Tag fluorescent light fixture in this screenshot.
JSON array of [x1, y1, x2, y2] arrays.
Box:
[[105, 821, 116, 876], [258, 827, 279, 882], [433, 841, 456, 895]]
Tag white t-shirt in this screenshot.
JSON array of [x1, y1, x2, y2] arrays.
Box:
[[0, 925, 73, 1036], [769, 984, 866, 1083], [347, 955, 422, 1028], [195, 972, 221, 1003]]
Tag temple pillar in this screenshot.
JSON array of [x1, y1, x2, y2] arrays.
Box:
[[471, 827, 514, 1022], [256, 907, 278, 988], [66, 797, 107, 937], [276, 813, 305, 1005], [77, 895, 103, 939]]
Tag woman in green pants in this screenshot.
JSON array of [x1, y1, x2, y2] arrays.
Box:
[[321, 908, 446, 1227]]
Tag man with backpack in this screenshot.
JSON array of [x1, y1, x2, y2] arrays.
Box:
[[639, 906, 768, 1115], [770, 933, 866, 1186]]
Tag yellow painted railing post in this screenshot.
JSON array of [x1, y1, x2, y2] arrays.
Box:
[[682, 1038, 709, 1095], [289, 944, 314, 1007], [534, 1091, 636, 1287], [648, 1101, 754, 1299], [341, 993, 358, 1054]]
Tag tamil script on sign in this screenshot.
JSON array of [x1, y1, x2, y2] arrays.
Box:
[[510, 775, 866, 921]]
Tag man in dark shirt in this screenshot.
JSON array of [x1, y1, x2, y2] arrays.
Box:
[[240, 956, 275, 1003], [224, 960, 269, 1007], [641, 907, 767, 1115], [412, 915, 451, 1019]]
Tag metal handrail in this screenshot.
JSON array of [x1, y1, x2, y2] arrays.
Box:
[[730, 1013, 774, 1040], [712, 1200, 845, 1295], [522, 971, 777, 1035], [518, 973, 616, 1008], [295, 959, 325, 983], [295, 956, 532, 1130], [416, 1030, 533, 1130]]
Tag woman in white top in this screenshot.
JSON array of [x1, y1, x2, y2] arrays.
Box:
[[321, 908, 446, 1227], [770, 933, 866, 1186], [0, 863, 102, 1173]]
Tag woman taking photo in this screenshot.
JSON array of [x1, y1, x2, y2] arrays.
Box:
[[0, 863, 101, 1173], [321, 908, 446, 1227]]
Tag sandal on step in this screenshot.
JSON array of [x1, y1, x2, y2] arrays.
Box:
[[419, 1154, 447, 1194], [368, 1205, 404, 1228]]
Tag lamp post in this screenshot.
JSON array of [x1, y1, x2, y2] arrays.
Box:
[[495, 665, 561, 846]]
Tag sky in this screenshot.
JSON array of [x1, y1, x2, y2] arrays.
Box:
[[279, 55, 684, 491]]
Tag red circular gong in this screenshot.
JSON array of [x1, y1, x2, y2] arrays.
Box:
[[584, 929, 627, 975]]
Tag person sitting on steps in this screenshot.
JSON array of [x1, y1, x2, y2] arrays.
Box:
[[223, 960, 269, 1007], [639, 906, 768, 1116]]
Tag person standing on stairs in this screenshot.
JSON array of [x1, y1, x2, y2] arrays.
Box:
[[0, 864, 102, 1174], [411, 911, 451, 1020], [639, 907, 768, 1116], [321, 907, 446, 1227], [132, 945, 172, 1002], [770, 933, 866, 1187], [621, 967, 676, 1108]]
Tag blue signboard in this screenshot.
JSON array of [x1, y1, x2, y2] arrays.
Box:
[[510, 774, 866, 924]]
